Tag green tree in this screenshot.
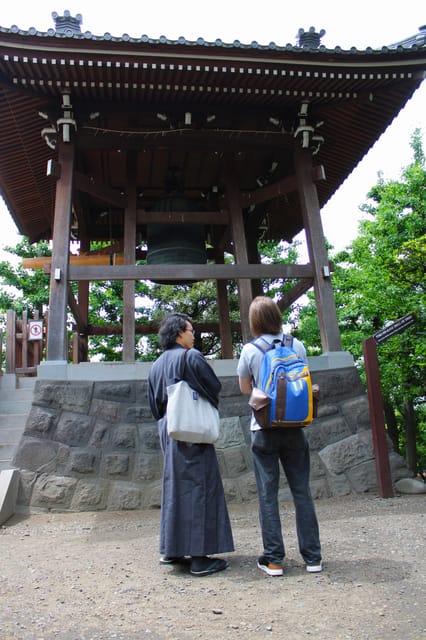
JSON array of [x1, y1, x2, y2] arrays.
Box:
[[0, 237, 51, 314], [299, 130, 426, 472]]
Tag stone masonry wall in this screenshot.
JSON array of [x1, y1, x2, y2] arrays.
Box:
[[13, 367, 409, 514]]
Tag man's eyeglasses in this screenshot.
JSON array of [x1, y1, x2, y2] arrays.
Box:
[[185, 327, 195, 335]]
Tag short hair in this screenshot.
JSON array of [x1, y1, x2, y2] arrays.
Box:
[[158, 312, 192, 350], [249, 296, 282, 337]]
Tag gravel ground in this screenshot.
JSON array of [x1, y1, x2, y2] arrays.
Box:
[[1, 492, 425, 640]]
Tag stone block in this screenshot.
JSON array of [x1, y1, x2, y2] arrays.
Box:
[[34, 380, 93, 413], [324, 472, 352, 496], [89, 419, 110, 447], [346, 460, 377, 492], [219, 395, 251, 418], [219, 377, 242, 397], [16, 470, 37, 506], [107, 482, 142, 510], [310, 451, 327, 477], [69, 451, 97, 474], [216, 417, 246, 449], [133, 453, 163, 481], [319, 431, 374, 475], [125, 405, 154, 421], [215, 449, 226, 476], [71, 480, 106, 510], [340, 396, 371, 433], [142, 481, 162, 509], [89, 398, 121, 422], [306, 417, 352, 451], [24, 406, 59, 437], [311, 367, 364, 402], [138, 425, 161, 452], [319, 432, 374, 474], [310, 478, 331, 500], [236, 472, 258, 502], [55, 411, 95, 446], [104, 453, 130, 476], [13, 437, 60, 472], [222, 445, 249, 477], [93, 381, 136, 403], [111, 424, 137, 449], [222, 478, 242, 503], [31, 474, 77, 508], [316, 402, 339, 418]]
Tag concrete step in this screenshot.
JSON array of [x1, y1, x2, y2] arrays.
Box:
[[0, 400, 33, 414], [0, 445, 18, 468], [0, 375, 35, 471], [0, 414, 30, 429], [0, 387, 34, 402], [0, 425, 26, 444]]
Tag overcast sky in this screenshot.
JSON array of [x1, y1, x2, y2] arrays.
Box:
[[0, 0, 425, 255]]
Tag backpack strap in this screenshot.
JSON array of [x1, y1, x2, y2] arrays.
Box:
[[283, 334, 294, 348], [251, 337, 273, 354]]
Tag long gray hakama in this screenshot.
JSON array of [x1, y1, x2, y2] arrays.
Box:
[[148, 345, 234, 558]]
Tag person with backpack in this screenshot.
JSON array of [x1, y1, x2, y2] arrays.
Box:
[[237, 296, 322, 576]]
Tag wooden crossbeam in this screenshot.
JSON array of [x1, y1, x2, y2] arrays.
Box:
[[67, 263, 313, 281]]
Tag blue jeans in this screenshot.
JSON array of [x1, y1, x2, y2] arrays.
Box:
[[251, 428, 321, 565]]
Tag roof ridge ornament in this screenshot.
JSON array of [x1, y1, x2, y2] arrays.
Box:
[[52, 10, 82, 35], [297, 27, 326, 49]]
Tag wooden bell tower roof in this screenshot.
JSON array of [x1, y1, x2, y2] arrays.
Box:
[[0, 15, 425, 246]]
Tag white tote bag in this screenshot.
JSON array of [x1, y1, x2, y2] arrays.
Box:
[[166, 352, 220, 444]]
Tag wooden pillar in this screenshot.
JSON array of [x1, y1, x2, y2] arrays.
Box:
[[213, 245, 233, 358], [294, 144, 342, 352], [246, 230, 263, 299], [5, 309, 16, 373], [224, 155, 252, 344], [122, 151, 137, 363], [77, 236, 90, 363], [46, 139, 75, 361]]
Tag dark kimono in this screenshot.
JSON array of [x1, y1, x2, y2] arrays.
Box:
[[148, 345, 234, 558]]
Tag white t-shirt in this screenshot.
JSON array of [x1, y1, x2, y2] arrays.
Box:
[[237, 334, 307, 431]]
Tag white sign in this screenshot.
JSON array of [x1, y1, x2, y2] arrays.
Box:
[[28, 320, 43, 341]]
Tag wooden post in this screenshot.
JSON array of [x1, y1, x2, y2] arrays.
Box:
[[122, 151, 137, 363], [224, 155, 252, 344], [46, 139, 75, 361], [21, 310, 28, 370], [214, 247, 233, 359], [77, 236, 90, 363], [294, 144, 342, 352], [363, 337, 393, 498], [5, 309, 16, 373]]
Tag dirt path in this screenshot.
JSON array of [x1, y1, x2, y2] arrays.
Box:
[[1, 493, 425, 640]]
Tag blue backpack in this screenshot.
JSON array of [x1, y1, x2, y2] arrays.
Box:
[[249, 334, 314, 428]]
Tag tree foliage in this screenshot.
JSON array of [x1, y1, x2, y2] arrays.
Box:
[[299, 129, 426, 471], [0, 238, 51, 314]]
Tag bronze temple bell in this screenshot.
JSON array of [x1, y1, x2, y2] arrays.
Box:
[[146, 192, 207, 285]]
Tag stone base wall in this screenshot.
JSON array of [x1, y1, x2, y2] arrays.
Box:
[[13, 367, 409, 514]]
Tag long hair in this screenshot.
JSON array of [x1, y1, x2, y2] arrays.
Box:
[[249, 296, 282, 337], [158, 312, 192, 350]]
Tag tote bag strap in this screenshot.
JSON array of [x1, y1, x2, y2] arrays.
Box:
[[178, 348, 189, 382]]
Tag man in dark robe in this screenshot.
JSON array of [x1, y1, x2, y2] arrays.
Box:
[[148, 312, 234, 576]]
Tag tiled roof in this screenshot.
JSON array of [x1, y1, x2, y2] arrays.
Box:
[[0, 14, 425, 245], [1, 13, 425, 52]]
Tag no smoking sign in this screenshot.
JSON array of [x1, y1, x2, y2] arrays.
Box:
[[28, 321, 43, 341]]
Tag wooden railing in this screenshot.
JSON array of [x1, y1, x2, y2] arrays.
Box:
[[4, 310, 45, 375]]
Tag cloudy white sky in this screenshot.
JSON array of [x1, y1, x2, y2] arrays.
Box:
[[0, 0, 425, 256]]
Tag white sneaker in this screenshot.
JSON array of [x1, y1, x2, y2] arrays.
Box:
[[306, 562, 322, 573]]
